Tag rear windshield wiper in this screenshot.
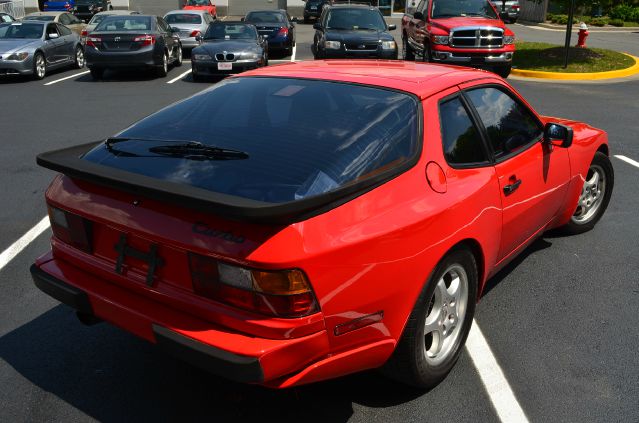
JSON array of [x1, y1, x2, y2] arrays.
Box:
[[104, 137, 249, 160]]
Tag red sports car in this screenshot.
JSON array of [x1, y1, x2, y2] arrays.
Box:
[[32, 61, 613, 389], [182, 0, 217, 19]]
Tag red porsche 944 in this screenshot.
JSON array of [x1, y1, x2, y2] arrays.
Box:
[[32, 61, 613, 389]]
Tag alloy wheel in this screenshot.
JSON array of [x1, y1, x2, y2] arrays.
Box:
[[572, 164, 606, 224], [76, 48, 85, 68], [35, 55, 45, 78]]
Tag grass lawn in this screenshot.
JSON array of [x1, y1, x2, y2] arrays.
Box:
[[513, 41, 636, 73], [623, 21, 639, 27]]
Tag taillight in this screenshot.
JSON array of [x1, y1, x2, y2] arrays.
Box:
[[190, 30, 201, 37], [47, 205, 92, 254], [134, 34, 156, 46], [188, 254, 319, 318], [81, 29, 88, 37], [86, 36, 101, 48], [512, 5, 520, 9], [277, 27, 288, 37]]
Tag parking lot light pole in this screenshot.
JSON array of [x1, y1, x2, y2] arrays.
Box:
[[564, 0, 576, 68]]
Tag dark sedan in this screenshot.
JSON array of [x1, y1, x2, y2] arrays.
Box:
[[303, 0, 331, 23], [191, 21, 267, 81], [73, 0, 112, 23], [243, 9, 295, 56], [312, 4, 398, 60], [85, 14, 182, 79]]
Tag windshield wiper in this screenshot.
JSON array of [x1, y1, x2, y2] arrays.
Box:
[[464, 13, 494, 18], [104, 137, 249, 160]]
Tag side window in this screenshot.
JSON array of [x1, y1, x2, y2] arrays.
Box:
[[70, 14, 81, 24], [465, 87, 543, 160], [416, 0, 427, 14], [59, 14, 71, 25], [439, 97, 487, 165], [57, 23, 72, 35], [157, 17, 165, 32], [46, 23, 58, 37]]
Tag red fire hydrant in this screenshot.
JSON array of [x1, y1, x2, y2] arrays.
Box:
[[577, 22, 589, 48]]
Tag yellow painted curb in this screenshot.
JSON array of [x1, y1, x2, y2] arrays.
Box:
[[511, 53, 639, 80]]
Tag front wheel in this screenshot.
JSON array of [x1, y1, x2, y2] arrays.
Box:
[[494, 64, 512, 78], [382, 248, 478, 388], [32, 52, 46, 80], [174, 44, 183, 67], [563, 152, 614, 234], [74, 46, 85, 69]]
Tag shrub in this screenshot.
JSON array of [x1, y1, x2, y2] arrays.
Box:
[[609, 4, 633, 21], [608, 18, 624, 26], [546, 13, 555, 22], [578, 16, 592, 24], [590, 17, 608, 26], [630, 7, 639, 23], [552, 14, 578, 25]]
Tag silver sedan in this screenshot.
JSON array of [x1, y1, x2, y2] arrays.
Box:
[[164, 9, 214, 50], [0, 21, 84, 79]]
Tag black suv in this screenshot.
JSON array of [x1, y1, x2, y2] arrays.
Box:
[[304, 0, 331, 23], [312, 4, 397, 59], [73, 0, 112, 23]]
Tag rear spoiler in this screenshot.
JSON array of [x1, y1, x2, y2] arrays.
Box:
[[36, 141, 417, 224]]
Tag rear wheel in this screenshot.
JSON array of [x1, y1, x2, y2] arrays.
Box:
[[174, 44, 183, 67], [74, 46, 85, 69], [89, 67, 103, 80], [32, 52, 46, 80], [157, 52, 168, 77], [383, 248, 478, 388], [403, 36, 415, 61], [563, 152, 614, 234]]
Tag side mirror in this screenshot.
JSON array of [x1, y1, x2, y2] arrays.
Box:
[[544, 123, 573, 148], [413, 11, 424, 20], [388, 24, 396, 30], [313, 22, 322, 30], [48, 32, 59, 39]]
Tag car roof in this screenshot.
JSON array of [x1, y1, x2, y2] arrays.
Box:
[[247, 9, 286, 14], [165, 9, 209, 15], [95, 10, 141, 16], [328, 4, 377, 10], [240, 61, 500, 99]]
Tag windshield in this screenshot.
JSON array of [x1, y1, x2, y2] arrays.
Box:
[[82, 78, 419, 204], [165, 13, 202, 24], [203, 23, 257, 40], [76, 0, 101, 4], [0, 22, 43, 39], [326, 8, 386, 31], [185, 0, 209, 5], [431, 0, 498, 19], [245, 11, 286, 23], [23, 15, 55, 22], [95, 16, 151, 31]]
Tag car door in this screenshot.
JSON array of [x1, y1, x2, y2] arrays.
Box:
[[56, 23, 75, 63], [44, 23, 63, 65], [157, 17, 175, 58], [462, 84, 571, 262]]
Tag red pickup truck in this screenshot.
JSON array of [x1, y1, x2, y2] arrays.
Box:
[[182, 0, 217, 18], [402, 0, 515, 77]]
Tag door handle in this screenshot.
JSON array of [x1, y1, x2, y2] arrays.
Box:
[[503, 179, 522, 195]]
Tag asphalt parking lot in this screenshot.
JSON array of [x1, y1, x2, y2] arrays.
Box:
[[1, 17, 638, 423]]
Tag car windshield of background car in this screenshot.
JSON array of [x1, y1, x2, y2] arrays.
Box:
[[204, 23, 257, 40], [326, 9, 386, 31], [95, 16, 151, 31], [166, 13, 202, 24], [0, 22, 43, 39], [431, 0, 497, 19], [81, 77, 420, 203]]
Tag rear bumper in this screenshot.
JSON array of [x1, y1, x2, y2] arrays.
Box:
[[30, 255, 330, 385], [85, 47, 160, 68]]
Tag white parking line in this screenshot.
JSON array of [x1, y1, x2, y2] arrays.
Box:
[[167, 68, 192, 84], [0, 216, 50, 272], [291, 44, 297, 62], [44, 70, 90, 86], [466, 320, 530, 423], [615, 155, 639, 169]]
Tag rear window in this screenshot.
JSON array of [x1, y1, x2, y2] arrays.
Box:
[[246, 11, 286, 23], [96, 16, 151, 31], [82, 78, 419, 204], [165, 13, 202, 24], [24, 15, 55, 22]]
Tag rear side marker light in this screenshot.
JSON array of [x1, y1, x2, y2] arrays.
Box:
[[189, 254, 319, 318], [334, 311, 384, 336], [47, 205, 93, 254]]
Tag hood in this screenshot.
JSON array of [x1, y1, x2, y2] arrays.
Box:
[[0, 39, 41, 54], [195, 39, 260, 54], [430, 17, 505, 32], [325, 29, 393, 43]]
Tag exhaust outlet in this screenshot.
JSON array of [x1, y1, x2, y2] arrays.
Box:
[[76, 311, 102, 326]]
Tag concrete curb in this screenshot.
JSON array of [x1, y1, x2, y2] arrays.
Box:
[[511, 53, 639, 80], [517, 20, 639, 32]]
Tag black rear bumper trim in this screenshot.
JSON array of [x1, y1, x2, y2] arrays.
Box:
[[152, 324, 264, 384], [30, 264, 93, 314]]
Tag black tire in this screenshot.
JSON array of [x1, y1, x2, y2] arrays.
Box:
[[304, 17, 310, 24], [32, 52, 46, 80], [89, 67, 103, 80], [382, 248, 478, 389], [157, 52, 168, 77], [423, 42, 433, 62], [174, 44, 183, 67], [509, 18, 517, 24], [403, 36, 415, 61], [494, 64, 512, 78], [562, 152, 614, 234], [74, 45, 85, 69]]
